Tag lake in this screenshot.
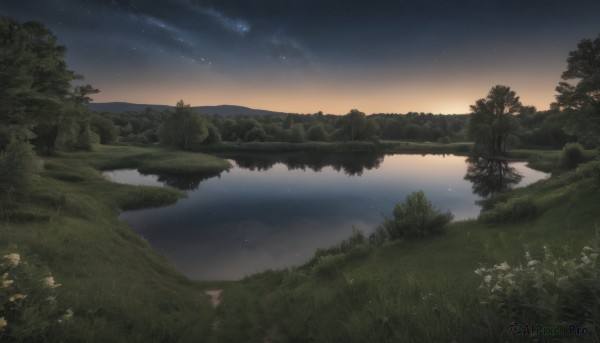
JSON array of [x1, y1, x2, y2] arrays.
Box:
[[103, 152, 547, 280]]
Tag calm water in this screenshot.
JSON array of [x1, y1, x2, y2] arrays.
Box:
[[104, 153, 547, 280]]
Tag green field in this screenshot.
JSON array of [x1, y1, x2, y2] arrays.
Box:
[[1, 144, 599, 342]]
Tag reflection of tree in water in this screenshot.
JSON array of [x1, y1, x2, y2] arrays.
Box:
[[222, 152, 385, 176], [153, 171, 223, 191], [464, 156, 523, 198]]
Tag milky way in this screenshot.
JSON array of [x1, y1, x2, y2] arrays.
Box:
[[2, 0, 599, 113]]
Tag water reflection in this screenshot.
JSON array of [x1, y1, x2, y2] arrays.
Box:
[[219, 152, 385, 176], [463, 156, 523, 198], [105, 153, 547, 280], [155, 171, 223, 191]]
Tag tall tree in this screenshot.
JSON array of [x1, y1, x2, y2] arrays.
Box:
[[0, 16, 95, 155], [468, 85, 522, 156], [554, 33, 600, 144], [335, 109, 378, 141], [159, 100, 208, 150]]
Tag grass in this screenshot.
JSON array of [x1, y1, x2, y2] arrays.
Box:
[[2, 143, 599, 342], [0, 144, 233, 342], [69, 144, 231, 175], [212, 160, 600, 342]]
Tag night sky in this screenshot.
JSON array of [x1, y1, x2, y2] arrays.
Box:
[[2, 1, 599, 114]]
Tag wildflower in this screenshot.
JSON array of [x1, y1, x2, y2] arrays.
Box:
[[2, 279, 14, 288], [42, 276, 61, 289], [45, 296, 56, 302], [9, 294, 26, 302], [581, 255, 591, 265], [0, 316, 6, 331], [492, 283, 502, 293], [525, 251, 531, 260], [496, 262, 510, 271], [484, 275, 492, 285], [474, 267, 486, 276], [557, 276, 568, 285], [590, 253, 598, 260], [583, 246, 593, 252], [3, 253, 20, 267], [527, 260, 540, 267]]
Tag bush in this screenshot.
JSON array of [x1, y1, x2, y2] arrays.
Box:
[[382, 191, 453, 239], [0, 251, 71, 341], [475, 244, 600, 335], [479, 196, 538, 223], [0, 141, 43, 198], [313, 253, 346, 278], [559, 142, 584, 170]]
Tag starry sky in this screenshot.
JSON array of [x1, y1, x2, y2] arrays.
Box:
[[2, 0, 600, 114]]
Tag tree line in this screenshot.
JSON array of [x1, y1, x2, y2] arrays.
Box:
[[1, 14, 599, 197]]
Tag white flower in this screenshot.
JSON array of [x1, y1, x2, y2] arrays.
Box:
[[525, 251, 531, 260], [583, 246, 593, 252], [3, 253, 20, 267], [2, 279, 14, 288], [492, 283, 502, 293], [527, 260, 540, 267], [557, 276, 568, 285], [581, 256, 591, 265], [484, 275, 492, 285], [496, 262, 510, 271], [474, 268, 486, 276], [42, 276, 61, 289], [590, 253, 599, 260], [9, 294, 26, 302]]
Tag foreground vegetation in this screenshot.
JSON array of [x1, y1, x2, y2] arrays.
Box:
[[1, 13, 599, 343], [0, 145, 232, 342], [212, 159, 600, 342]]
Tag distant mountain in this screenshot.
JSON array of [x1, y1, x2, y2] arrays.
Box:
[[88, 102, 289, 116]]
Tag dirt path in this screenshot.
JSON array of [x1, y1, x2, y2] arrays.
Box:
[[205, 289, 223, 309]]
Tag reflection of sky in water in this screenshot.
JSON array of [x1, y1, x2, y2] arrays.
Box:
[[104, 154, 547, 280]]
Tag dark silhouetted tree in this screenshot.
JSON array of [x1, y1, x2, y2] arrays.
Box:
[[469, 85, 523, 156], [306, 124, 329, 141], [554, 33, 600, 145], [159, 100, 208, 150]]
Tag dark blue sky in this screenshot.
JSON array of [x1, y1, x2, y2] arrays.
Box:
[[2, 0, 599, 113]]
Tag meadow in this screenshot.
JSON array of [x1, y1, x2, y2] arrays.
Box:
[[2, 143, 599, 342]]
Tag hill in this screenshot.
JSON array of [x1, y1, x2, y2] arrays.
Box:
[[88, 102, 289, 116]]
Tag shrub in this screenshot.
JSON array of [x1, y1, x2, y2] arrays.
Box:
[[313, 253, 346, 278], [0, 141, 43, 199], [559, 142, 584, 170], [479, 196, 538, 223], [475, 244, 600, 335], [368, 225, 388, 246], [382, 191, 453, 239], [0, 250, 71, 341]]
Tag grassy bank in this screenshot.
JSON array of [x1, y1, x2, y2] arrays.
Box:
[[0, 145, 232, 342], [2, 143, 598, 341], [211, 160, 600, 342]]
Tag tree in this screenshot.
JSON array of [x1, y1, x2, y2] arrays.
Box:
[[382, 191, 453, 239], [289, 123, 306, 143], [554, 33, 600, 145], [306, 124, 329, 141], [159, 100, 208, 150], [335, 109, 379, 141], [469, 85, 523, 156], [0, 17, 96, 155]]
